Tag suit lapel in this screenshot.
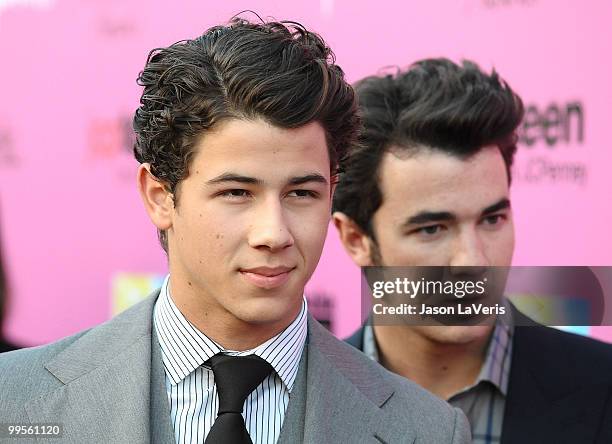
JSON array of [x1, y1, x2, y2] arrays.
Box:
[[25, 293, 161, 444], [501, 347, 550, 444], [150, 321, 175, 444], [301, 317, 415, 444], [276, 346, 308, 444]]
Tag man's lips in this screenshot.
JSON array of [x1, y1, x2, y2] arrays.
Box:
[[240, 266, 294, 276], [239, 266, 296, 289]]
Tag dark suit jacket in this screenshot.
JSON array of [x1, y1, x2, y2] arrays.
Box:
[[346, 307, 612, 444]]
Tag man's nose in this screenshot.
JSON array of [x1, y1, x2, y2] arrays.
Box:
[[247, 198, 294, 252], [449, 229, 489, 271]]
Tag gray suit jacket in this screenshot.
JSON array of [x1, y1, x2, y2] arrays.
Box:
[[0, 292, 470, 443]]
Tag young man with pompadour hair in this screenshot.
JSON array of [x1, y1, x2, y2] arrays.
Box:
[[333, 58, 612, 444], [0, 21, 470, 444]]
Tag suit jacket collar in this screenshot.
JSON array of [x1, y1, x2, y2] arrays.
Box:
[[151, 318, 176, 444], [299, 314, 410, 444], [27, 291, 406, 443]]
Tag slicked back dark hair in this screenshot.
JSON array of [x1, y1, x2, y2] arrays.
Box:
[[333, 58, 524, 238], [133, 17, 360, 252]]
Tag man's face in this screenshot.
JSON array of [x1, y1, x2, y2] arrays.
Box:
[[166, 118, 331, 331], [371, 146, 514, 268], [338, 145, 514, 344]]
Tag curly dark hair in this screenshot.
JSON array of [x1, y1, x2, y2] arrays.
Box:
[[133, 17, 360, 252], [333, 58, 524, 239]]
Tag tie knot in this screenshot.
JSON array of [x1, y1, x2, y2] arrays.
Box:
[[209, 354, 273, 414]]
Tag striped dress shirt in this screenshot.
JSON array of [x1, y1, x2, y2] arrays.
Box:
[[363, 300, 514, 444], [153, 275, 308, 444]]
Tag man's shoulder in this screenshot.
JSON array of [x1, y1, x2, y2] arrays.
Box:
[[0, 329, 89, 378], [514, 324, 612, 378], [512, 302, 612, 366], [0, 293, 158, 375], [0, 329, 90, 420], [0, 293, 158, 416]]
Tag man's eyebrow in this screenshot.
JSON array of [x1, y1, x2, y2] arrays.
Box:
[[288, 173, 328, 186], [205, 173, 328, 186], [206, 173, 262, 186], [404, 211, 456, 226], [481, 198, 511, 216], [402, 198, 511, 227]]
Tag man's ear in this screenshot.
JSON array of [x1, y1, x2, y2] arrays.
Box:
[[137, 163, 174, 231], [332, 212, 375, 266]]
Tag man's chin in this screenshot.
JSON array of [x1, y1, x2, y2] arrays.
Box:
[[416, 325, 493, 346], [230, 297, 303, 327]]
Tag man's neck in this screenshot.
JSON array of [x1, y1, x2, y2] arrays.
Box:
[[167, 276, 301, 351], [372, 324, 493, 400]]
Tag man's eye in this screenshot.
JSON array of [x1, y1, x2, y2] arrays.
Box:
[[417, 225, 443, 235], [287, 190, 318, 198], [220, 189, 250, 198], [483, 214, 505, 225]]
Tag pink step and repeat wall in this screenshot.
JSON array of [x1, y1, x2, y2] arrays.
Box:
[[1, 0, 611, 345]]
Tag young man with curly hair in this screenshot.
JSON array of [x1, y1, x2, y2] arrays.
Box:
[[0, 20, 469, 444]]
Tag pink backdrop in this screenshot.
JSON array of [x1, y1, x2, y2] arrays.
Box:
[[1, 0, 611, 345]]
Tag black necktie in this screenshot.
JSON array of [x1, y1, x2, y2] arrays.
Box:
[[204, 354, 273, 444]]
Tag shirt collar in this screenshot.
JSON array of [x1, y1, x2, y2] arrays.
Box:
[[153, 275, 308, 392], [474, 298, 514, 396]]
